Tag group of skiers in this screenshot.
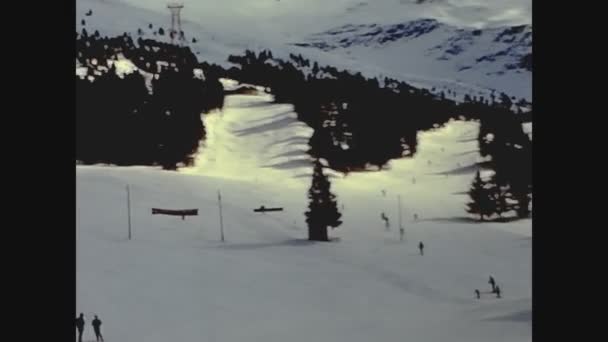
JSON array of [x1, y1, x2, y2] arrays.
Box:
[[475, 276, 502, 299], [75, 313, 104, 342]]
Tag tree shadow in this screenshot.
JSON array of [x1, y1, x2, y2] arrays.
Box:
[[224, 85, 259, 95], [262, 158, 313, 170], [266, 135, 310, 148], [218, 238, 317, 250], [483, 310, 532, 323], [233, 115, 298, 137], [272, 149, 309, 159], [421, 216, 526, 224]]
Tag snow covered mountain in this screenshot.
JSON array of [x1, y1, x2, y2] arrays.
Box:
[[293, 19, 531, 100], [76, 0, 532, 101]]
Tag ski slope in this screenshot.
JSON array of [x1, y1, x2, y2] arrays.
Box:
[[76, 82, 531, 342]]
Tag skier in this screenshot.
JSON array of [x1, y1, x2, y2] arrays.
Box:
[[92, 315, 104, 342], [75, 313, 85, 342], [475, 289, 481, 299], [381, 212, 390, 229], [495, 285, 501, 298], [489, 276, 496, 292], [418, 241, 424, 255], [399, 227, 404, 241]]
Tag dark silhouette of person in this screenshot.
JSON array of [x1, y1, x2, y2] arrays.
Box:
[[419, 241, 424, 255], [75, 313, 85, 342], [495, 285, 501, 298], [489, 276, 496, 292], [475, 289, 480, 299], [381, 212, 389, 229], [92, 315, 104, 342]]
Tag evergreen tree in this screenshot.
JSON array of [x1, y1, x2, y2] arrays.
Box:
[[511, 183, 531, 218], [466, 171, 496, 221], [305, 160, 342, 241], [312, 61, 319, 75], [158, 27, 165, 36], [491, 175, 512, 218]]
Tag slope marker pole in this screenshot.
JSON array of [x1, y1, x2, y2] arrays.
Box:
[[127, 185, 132, 240], [218, 190, 225, 242]]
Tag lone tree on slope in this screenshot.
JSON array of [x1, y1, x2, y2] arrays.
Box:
[[305, 160, 342, 241], [466, 171, 496, 221]]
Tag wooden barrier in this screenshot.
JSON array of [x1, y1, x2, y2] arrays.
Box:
[[253, 206, 283, 213], [152, 208, 198, 220]]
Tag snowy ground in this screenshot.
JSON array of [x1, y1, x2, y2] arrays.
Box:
[[76, 83, 531, 342]]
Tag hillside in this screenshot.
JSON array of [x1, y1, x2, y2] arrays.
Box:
[[294, 19, 531, 100], [76, 83, 531, 342], [76, 0, 532, 100]]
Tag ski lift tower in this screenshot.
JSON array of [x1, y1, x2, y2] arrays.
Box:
[[167, 2, 185, 45]]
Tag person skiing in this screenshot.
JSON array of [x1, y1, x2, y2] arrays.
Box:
[[381, 212, 389, 229], [495, 285, 501, 298], [92, 315, 104, 342], [475, 289, 481, 299], [75, 313, 85, 342], [399, 227, 404, 241], [489, 276, 496, 292], [418, 241, 424, 255]]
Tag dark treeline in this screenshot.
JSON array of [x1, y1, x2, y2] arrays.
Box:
[[224, 50, 457, 172], [456, 91, 531, 219], [222, 49, 532, 218], [76, 31, 224, 169], [223, 50, 531, 174]]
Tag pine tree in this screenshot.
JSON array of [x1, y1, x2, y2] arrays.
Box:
[[466, 171, 496, 221], [511, 183, 531, 218], [305, 160, 342, 241], [490, 174, 512, 218], [312, 61, 319, 76], [158, 27, 165, 36]]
